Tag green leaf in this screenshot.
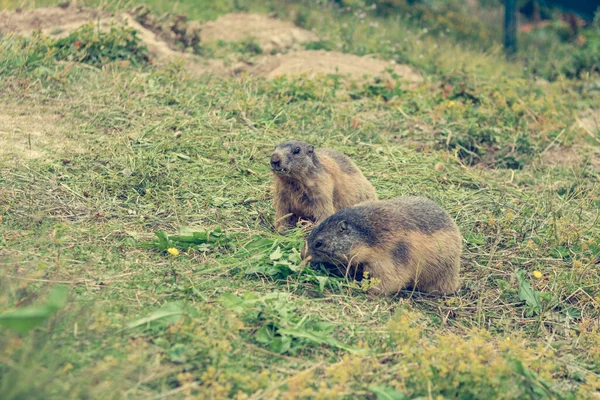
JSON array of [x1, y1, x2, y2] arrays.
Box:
[[167, 343, 188, 364], [312, 321, 336, 334], [516, 269, 542, 314], [127, 302, 185, 329], [368, 385, 409, 400], [221, 293, 246, 313], [0, 305, 57, 333], [255, 323, 277, 344], [550, 246, 570, 259], [269, 246, 283, 261], [141, 227, 230, 252], [270, 335, 292, 354], [221, 292, 267, 313], [464, 232, 486, 245], [287, 251, 301, 264], [47, 285, 68, 310], [243, 236, 274, 250], [123, 237, 137, 248], [278, 327, 363, 354], [565, 307, 581, 318], [154, 231, 171, 250], [316, 276, 329, 293], [255, 323, 292, 354], [0, 285, 69, 333], [196, 243, 212, 252]]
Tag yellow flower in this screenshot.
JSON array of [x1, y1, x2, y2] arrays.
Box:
[[100, 45, 105, 50], [167, 248, 179, 256], [533, 270, 543, 279]]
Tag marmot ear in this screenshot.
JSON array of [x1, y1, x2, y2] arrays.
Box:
[[307, 145, 314, 154], [337, 220, 347, 232]]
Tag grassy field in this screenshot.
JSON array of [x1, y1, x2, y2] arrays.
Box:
[[1, 0, 600, 399]]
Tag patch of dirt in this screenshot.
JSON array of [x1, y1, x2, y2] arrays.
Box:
[[578, 108, 600, 135], [200, 13, 317, 53], [248, 50, 423, 81], [0, 106, 81, 162], [538, 110, 600, 170], [0, 6, 101, 34], [540, 147, 583, 167], [540, 145, 600, 170]]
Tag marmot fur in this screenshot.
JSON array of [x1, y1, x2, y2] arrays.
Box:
[[270, 140, 378, 231], [306, 196, 462, 295]]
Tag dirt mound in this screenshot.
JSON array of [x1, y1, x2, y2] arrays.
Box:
[[0, 7, 421, 81], [200, 13, 318, 53], [249, 50, 423, 81], [0, 6, 101, 34]]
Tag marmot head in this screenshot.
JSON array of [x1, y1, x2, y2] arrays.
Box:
[[270, 140, 317, 178], [307, 207, 375, 266]]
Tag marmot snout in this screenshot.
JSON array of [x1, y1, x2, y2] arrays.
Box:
[[270, 142, 315, 177], [307, 196, 462, 295], [270, 140, 378, 231]]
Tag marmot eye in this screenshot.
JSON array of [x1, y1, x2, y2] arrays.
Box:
[[314, 240, 323, 249], [293, 147, 301, 154]]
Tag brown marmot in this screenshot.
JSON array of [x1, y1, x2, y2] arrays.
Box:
[[270, 140, 378, 231], [305, 196, 462, 295]]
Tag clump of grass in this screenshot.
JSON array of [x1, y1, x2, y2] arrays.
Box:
[[1, 0, 599, 398], [0, 22, 148, 75], [53, 22, 149, 66]]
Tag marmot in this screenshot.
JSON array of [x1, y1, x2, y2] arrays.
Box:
[[270, 140, 378, 231], [306, 196, 462, 295]]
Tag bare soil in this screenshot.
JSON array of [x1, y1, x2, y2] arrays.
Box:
[[200, 12, 318, 53], [0, 6, 101, 34], [540, 145, 600, 171], [0, 105, 81, 162], [0, 7, 421, 80], [249, 50, 423, 81], [578, 108, 600, 135]]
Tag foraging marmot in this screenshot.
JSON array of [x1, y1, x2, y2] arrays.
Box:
[[270, 140, 378, 231], [306, 196, 462, 295]]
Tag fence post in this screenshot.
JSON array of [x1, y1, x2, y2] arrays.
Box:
[[504, 0, 518, 58]]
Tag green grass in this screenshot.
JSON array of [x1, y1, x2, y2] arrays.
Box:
[[1, 0, 600, 399]]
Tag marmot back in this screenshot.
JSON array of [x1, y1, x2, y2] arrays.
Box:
[[306, 196, 462, 295], [270, 140, 378, 231]]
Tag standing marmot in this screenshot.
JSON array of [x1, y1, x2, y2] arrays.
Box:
[[270, 140, 378, 231], [306, 196, 462, 295]]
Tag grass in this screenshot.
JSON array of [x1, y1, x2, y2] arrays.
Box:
[[1, 0, 600, 399]]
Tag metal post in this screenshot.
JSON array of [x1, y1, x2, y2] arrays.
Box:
[[504, 0, 518, 58]]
